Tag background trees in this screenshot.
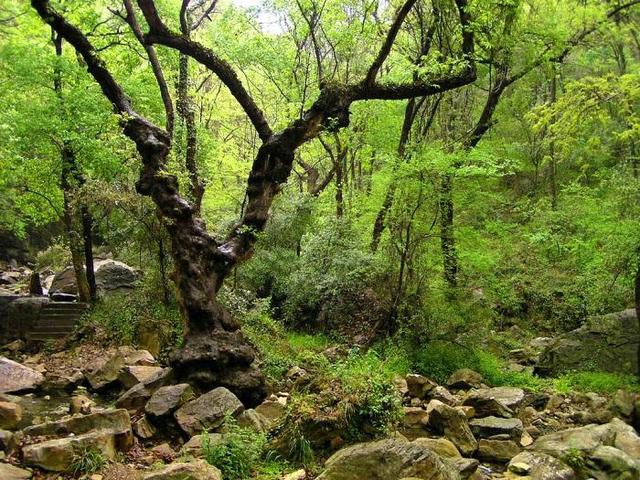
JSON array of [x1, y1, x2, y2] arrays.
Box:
[[1, 0, 640, 389]]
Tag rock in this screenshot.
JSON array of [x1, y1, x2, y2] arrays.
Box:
[[142, 459, 222, 480], [453, 458, 479, 479], [180, 433, 224, 457], [0, 357, 44, 393], [316, 437, 461, 480], [463, 389, 516, 418], [609, 389, 635, 420], [1, 339, 25, 353], [507, 451, 574, 479], [94, 259, 140, 292], [116, 367, 173, 411], [477, 439, 520, 463], [133, 415, 157, 439], [286, 366, 307, 381], [609, 417, 640, 458], [283, 469, 307, 480], [24, 408, 132, 449], [0, 463, 32, 480], [23, 430, 118, 472], [412, 437, 461, 458], [393, 375, 409, 396], [119, 366, 164, 389], [0, 401, 22, 429], [431, 386, 458, 406], [150, 442, 175, 461], [0, 428, 19, 453], [402, 407, 429, 429], [174, 387, 244, 436], [469, 417, 523, 440], [406, 374, 437, 399], [520, 430, 534, 447], [255, 398, 286, 425], [69, 394, 96, 415], [535, 309, 640, 376], [146, 384, 195, 418], [447, 369, 484, 390], [118, 347, 158, 366], [531, 418, 640, 465], [237, 408, 270, 433], [50, 259, 140, 296], [587, 445, 640, 479], [545, 394, 564, 412], [427, 399, 478, 456], [456, 406, 476, 419], [85, 351, 125, 391]]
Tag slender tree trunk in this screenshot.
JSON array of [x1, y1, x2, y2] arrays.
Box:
[[549, 67, 558, 210], [178, 53, 204, 213], [439, 174, 458, 288], [635, 255, 640, 380], [81, 205, 96, 300], [61, 146, 91, 303], [335, 152, 344, 217]]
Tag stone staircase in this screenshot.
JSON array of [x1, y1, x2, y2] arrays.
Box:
[[26, 302, 89, 341]]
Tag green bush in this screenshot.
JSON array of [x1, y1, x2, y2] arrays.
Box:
[[202, 419, 267, 480], [553, 371, 640, 394]]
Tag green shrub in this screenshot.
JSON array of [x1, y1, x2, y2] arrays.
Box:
[[202, 418, 267, 480], [71, 446, 106, 476], [411, 341, 480, 384], [553, 371, 640, 394]]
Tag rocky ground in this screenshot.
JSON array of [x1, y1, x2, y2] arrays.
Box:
[[0, 339, 639, 480]]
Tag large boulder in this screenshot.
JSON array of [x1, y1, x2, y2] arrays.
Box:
[[507, 451, 575, 480], [587, 445, 640, 479], [116, 367, 173, 411], [84, 350, 125, 391], [463, 387, 525, 417], [536, 309, 640, 376], [23, 408, 133, 449], [174, 387, 244, 436], [427, 400, 477, 456], [0, 357, 44, 394], [316, 437, 461, 480], [142, 459, 222, 480], [447, 369, 484, 390], [22, 430, 117, 472], [469, 416, 523, 440], [0, 400, 22, 429], [477, 438, 520, 463], [49, 259, 140, 296], [0, 463, 32, 480], [146, 383, 195, 418]]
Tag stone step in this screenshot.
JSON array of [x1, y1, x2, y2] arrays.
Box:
[[26, 331, 71, 340], [34, 320, 77, 328]]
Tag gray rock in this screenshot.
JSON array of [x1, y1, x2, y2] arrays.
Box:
[[24, 408, 132, 449], [427, 400, 478, 456], [116, 367, 173, 411], [477, 438, 520, 463], [142, 459, 222, 480], [316, 437, 461, 480], [469, 416, 523, 440], [0, 463, 32, 480], [447, 369, 484, 390], [237, 408, 270, 433], [0, 357, 44, 393], [0, 400, 22, 429], [406, 374, 437, 399], [508, 451, 575, 479], [587, 445, 640, 479], [463, 389, 518, 418], [536, 309, 640, 376], [118, 365, 163, 389], [145, 383, 195, 418], [84, 350, 125, 391], [23, 430, 118, 472], [174, 387, 244, 436]]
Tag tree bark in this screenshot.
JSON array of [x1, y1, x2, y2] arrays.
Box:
[[439, 174, 457, 289]]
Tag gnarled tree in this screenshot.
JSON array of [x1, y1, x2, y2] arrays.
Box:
[[31, 0, 475, 405]]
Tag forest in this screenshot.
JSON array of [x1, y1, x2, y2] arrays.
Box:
[[0, 0, 640, 479]]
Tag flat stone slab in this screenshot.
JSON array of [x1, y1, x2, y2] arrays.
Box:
[[0, 357, 44, 394]]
